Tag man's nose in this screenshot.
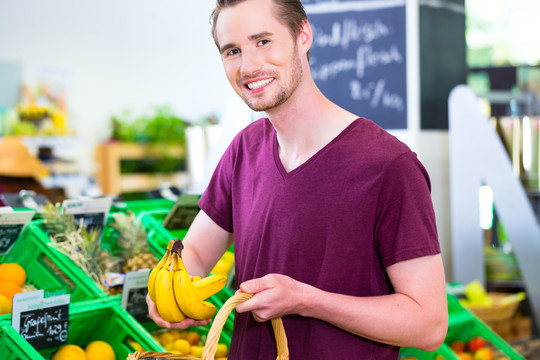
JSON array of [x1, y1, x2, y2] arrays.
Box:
[[240, 49, 262, 75]]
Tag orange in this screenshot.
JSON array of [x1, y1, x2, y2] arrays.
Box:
[[85, 340, 115, 360], [52, 344, 87, 360], [0, 263, 27, 286], [0, 294, 12, 315], [0, 281, 22, 303], [185, 331, 200, 346]]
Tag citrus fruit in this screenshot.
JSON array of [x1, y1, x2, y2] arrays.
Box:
[[85, 340, 115, 360], [0, 263, 26, 286], [173, 339, 191, 355], [0, 281, 22, 302], [52, 344, 88, 360], [215, 343, 228, 357], [0, 294, 12, 315]]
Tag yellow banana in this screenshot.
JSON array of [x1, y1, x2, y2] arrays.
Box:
[[155, 250, 186, 323], [173, 253, 217, 320], [147, 239, 174, 303], [193, 274, 227, 300]]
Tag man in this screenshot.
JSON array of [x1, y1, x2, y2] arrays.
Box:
[[147, 0, 448, 358]]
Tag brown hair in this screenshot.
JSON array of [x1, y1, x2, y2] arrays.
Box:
[[210, 0, 308, 51]]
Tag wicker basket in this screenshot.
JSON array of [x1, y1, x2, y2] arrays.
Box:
[[465, 292, 522, 323], [127, 292, 289, 360]]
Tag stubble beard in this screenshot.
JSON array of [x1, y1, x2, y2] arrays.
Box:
[[243, 50, 303, 113]]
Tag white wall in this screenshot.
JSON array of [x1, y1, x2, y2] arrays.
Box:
[[0, 1, 453, 279], [0, 0, 240, 175]]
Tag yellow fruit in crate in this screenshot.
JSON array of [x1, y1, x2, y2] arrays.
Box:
[[52, 344, 88, 360], [191, 345, 204, 357], [173, 339, 191, 354], [0, 263, 27, 286], [215, 343, 229, 357], [160, 331, 175, 346], [186, 331, 201, 346], [0, 294, 12, 315], [85, 340, 116, 360]]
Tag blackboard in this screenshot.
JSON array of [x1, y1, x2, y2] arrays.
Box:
[[126, 287, 151, 323], [0, 223, 24, 255], [19, 304, 69, 349], [304, 1, 407, 129], [162, 194, 201, 230]]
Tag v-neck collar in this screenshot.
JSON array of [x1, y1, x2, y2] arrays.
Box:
[[271, 118, 361, 180]]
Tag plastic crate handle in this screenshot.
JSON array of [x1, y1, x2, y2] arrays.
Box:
[[127, 292, 289, 360]]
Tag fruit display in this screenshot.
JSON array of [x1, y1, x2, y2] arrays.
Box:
[[51, 340, 116, 360], [0, 262, 30, 315], [40, 204, 160, 295], [149, 239, 227, 322], [448, 336, 509, 360], [130, 328, 229, 358]]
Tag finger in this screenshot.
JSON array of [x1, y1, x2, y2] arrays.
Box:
[[240, 278, 267, 294]]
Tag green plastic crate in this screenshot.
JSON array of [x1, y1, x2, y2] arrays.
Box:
[[0, 297, 163, 360], [2, 214, 173, 303], [0, 223, 106, 303], [111, 199, 175, 215], [399, 344, 455, 359], [0, 319, 43, 360], [444, 294, 524, 360]]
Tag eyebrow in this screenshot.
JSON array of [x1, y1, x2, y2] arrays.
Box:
[[219, 31, 274, 55]]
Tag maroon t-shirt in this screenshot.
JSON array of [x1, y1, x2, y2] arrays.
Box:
[[199, 118, 440, 359]]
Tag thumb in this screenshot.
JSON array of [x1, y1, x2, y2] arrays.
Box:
[[240, 278, 265, 294]]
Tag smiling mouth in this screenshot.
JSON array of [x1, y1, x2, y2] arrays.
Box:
[[246, 78, 275, 90]]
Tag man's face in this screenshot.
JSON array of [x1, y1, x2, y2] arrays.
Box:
[[215, 0, 304, 112]]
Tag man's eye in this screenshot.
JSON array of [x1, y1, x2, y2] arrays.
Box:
[[257, 39, 269, 46], [226, 49, 240, 57]]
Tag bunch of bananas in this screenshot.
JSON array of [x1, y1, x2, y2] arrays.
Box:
[[148, 239, 227, 322]]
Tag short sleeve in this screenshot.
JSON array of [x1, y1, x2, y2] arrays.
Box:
[[374, 151, 440, 267], [199, 142, 235, 233]]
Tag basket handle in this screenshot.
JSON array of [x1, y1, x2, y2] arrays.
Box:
[[202, 292, 289, 360]]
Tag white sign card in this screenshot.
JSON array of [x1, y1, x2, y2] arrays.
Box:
[[121, 269, 151, 323], [12, 288, 70, 350]]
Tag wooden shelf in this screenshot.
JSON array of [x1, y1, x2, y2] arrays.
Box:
[[95, 142, 188, 195]]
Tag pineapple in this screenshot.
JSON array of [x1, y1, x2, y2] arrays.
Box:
[[110, 211, 159, 273], [39, 202, 109, 291], [40, 202, 77, 238]]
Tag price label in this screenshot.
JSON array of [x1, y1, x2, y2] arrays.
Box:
[[12, 288, 70, 350], [121, 269, 151, 323], [162, 194, 200, 230], [0, 210, 34, 255], [62, 198, 112, 239]]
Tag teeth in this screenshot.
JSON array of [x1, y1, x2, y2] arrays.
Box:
[[247, 78, 274, 90]]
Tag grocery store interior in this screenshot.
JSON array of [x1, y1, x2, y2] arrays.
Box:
[[1, 0, 540, 359]]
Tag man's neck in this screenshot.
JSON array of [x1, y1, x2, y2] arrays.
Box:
[[266, 81, 358, 172]]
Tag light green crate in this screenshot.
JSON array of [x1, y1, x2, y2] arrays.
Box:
[[0, 223, 107, 302], [0, 320, 43, 360]]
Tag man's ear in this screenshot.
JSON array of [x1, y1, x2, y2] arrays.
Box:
[[298, 19, 313, 54]]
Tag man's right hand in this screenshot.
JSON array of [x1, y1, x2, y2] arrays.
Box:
[[146, 293, 212, 329]]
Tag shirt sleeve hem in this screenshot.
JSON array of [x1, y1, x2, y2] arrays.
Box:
[[199, 198, 233, 233], [382, 246, 441, 268]]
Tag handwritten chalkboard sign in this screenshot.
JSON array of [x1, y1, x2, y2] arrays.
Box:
[[126, 287, 151, 323], [0, 210, 34, 255], [121, 270, 151, 323], [304, 1, 407, 129], [162, 194, 201, 230], [12, 288, 70, 350], [19, 305, 69, 349]]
